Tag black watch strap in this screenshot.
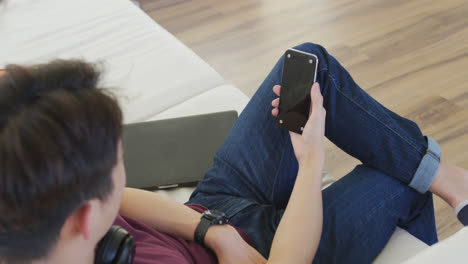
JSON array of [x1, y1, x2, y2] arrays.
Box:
[[194, 217, 212, 246]]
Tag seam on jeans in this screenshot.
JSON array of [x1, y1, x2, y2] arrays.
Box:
[[335, 182, 407, 228], [215, 156, 270, 204], [215, 155, 247, 181], [327, 72, 424, 156], [365, 188, 407, 225], [269, 134, 288, 203], [216, 197, 242, 212], [363, 186, 430, 229], [215, 197, 259, 220], [427, 151, 440, 161]]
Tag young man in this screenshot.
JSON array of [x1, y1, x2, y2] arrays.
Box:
[[0, 43, 467, 264]]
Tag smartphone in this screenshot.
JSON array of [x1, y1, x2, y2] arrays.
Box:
[[276, 48, 318, 134]]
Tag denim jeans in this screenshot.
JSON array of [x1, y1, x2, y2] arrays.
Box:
[[186, 43, 439, 263]]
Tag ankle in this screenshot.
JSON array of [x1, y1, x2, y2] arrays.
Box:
[[429, 162, 468, 208], [451, 166, 468, 205]]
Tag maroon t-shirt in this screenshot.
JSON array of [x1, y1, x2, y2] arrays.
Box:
[[113, 204, 251, 264]]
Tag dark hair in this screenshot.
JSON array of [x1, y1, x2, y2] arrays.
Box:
[[0, 60, 123, 263]]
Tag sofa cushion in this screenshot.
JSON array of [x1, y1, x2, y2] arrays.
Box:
[[146, 84, 250, 122], [373, 227, 429, 264], [402, 227, 468, 264], [0, 0, 225, 123]]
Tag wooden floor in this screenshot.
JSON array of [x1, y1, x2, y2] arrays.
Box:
[[140, 0, 468, 240]]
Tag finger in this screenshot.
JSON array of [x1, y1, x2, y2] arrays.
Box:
[[309, 94, 314, 118], [271, 107, 279, 117], [271, 97, 279, 107], [307, 82, 319, 117], [310, 83, 323, 118], [273, 85, 281, 96]]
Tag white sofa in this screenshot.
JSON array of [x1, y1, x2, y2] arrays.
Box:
[[1, 0, 466, 263]]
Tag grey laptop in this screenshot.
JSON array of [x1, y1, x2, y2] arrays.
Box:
[[122, 111, 238, 190]]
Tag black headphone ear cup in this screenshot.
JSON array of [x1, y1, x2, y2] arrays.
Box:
[[95, 226, 136, 264], [114, 235, 136, 264]]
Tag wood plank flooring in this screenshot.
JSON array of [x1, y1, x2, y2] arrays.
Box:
[[140, 0, 468, 240]]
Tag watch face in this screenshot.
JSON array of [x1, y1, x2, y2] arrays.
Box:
[[204, 210, 226, 221]]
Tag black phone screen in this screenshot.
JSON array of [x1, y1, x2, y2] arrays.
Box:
[[277, 49, 318, 134]]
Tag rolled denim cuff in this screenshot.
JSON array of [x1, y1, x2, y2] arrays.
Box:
[[408, 136, 441, 194]]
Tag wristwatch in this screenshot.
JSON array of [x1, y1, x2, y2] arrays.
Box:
[[194, 210, 229, 247]]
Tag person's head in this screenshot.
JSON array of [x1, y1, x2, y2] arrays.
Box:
[[0, 60, 125, 264]]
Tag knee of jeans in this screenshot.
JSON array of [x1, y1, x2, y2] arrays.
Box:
[[292, 42, 330, 69], [293, 42, 321, 51]]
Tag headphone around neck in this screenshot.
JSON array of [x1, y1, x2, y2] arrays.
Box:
[[95, 226, 136, 264]]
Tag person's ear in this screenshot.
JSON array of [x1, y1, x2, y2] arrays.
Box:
[[63, 203, 92, 240]]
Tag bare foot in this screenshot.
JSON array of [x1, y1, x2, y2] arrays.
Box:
[[429, 162, 468, 208]]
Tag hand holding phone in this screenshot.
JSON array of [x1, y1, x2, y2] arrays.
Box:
[[272, 82, 326, 164]]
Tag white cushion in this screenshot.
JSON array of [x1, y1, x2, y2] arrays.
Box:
[[373, 227, 429, 264], [145, 84, 250, 122], [0, 0, 225, 123], [155, 187, 196, 204], [402, 227, 468, 264]]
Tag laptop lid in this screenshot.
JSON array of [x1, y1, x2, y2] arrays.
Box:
[[122, 111, 238, 190]]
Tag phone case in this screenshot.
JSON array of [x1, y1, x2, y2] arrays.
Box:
[[277, 48, 318, 134]]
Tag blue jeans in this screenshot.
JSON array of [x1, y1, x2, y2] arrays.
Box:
[[186, 43, 439, 263]]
